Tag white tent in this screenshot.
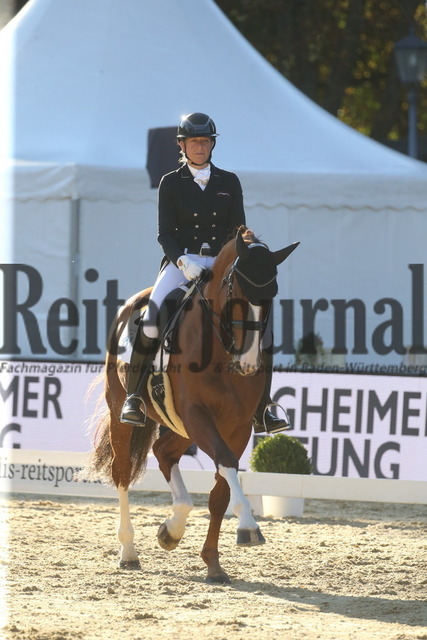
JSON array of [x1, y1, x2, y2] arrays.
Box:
[[1, 0, 427, 365]]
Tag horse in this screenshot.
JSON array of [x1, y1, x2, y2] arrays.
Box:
[[84, 226, 299, 584]]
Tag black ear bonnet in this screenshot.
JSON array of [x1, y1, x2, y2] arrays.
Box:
[[233, 244, 278, 305]]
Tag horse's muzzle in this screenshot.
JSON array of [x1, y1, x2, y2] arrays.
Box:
[[231, 358, 260, 377]]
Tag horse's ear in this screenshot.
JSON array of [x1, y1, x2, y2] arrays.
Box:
[[236, 228, 250, 258], [273, 241, 300, 265]]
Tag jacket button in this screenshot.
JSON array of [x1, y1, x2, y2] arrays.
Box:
[[212, 224, 216, 228], [193, 236, 198, 240], [212, 236, 216, 240], [193, 212, 198, 217], [213, 212, 217, 216], [195, 224, 199, 228]]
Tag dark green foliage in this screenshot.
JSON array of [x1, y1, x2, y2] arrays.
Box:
[[250, 434, 313, 474], [215, 0, 427, 158]]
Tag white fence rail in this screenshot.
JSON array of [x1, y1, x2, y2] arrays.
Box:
[[0, 450, 425, 505]]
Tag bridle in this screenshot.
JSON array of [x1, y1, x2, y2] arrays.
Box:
[[222, 257, 272, 337], [195, 245, 276, 354]]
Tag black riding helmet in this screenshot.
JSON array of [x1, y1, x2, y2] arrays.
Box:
[[177, 113, 218, 166], [177, 112, 218, 140]]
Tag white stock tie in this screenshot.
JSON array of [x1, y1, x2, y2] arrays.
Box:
[[193, 167, 211, 190]]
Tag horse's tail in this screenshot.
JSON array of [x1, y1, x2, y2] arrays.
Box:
[[80, 403, 158, 487], [78, 287, 157, 487]]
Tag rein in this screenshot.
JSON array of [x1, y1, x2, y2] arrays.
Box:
[[193, 279, 236, 353], [193, 260, 270, 354]]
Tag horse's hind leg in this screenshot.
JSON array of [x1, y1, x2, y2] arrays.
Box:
[[112, 422, 141, 569], [117, 485, 141, 569], [157, 464, 193, 551], [110, 411, 156, 570], [152, 431, 194, 551]]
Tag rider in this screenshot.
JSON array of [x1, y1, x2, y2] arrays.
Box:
[[120, 112, 289, 434]]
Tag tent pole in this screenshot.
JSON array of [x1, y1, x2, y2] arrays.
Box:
[[69, 198, 81, 359]]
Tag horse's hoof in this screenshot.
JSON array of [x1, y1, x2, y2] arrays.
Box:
[[118, 559, 141, 570], [236, 527, 266, 547], [205, 573, 231, 585], [157, 522, 180, 551]]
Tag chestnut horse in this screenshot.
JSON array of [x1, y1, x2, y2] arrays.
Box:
[[84, 227, 298, 583]]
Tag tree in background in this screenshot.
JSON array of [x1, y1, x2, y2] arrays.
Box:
[[215, 0, 427, 158]]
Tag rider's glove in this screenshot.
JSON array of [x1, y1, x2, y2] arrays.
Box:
[[177, 255, 204, 281]]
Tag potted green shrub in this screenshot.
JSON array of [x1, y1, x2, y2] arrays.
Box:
[[294, 331, 325, 366], [249, 434, 312, 517]]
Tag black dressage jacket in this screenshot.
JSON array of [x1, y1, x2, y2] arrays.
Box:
[[157, 163, 246, 266]]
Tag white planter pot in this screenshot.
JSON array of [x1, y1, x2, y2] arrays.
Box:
[[247, 494, 263, 516], [261, 495, 305, 518]]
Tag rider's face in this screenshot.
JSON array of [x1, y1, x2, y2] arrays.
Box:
[[180, 137, 214, 168]]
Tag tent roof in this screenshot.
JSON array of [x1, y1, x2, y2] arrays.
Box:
[[2, 157, 427, 212], [1, 0, 427, 181]]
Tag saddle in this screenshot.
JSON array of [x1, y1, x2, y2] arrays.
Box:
[[145, 278, 204, 438]]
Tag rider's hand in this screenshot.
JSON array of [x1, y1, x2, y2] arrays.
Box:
[[177, 255, 204, 281]]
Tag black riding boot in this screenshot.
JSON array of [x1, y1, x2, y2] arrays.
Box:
[[120, 327, 158, 427], [253, 351, 291, 434]]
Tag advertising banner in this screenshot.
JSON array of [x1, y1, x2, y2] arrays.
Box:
[[271, 372, 427, 481], [0, 360, 102, 452], [1, 360, 426, 481]]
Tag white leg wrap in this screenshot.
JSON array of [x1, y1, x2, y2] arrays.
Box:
[[117, 486, 139, 563], [164, 464, 193, 540], [218, 465, 258, 530]]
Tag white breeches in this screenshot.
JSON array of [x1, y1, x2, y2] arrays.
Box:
[[143, 254, 215, 339]]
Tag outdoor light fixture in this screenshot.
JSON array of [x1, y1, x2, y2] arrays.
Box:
[[394, 29, 427, 158]]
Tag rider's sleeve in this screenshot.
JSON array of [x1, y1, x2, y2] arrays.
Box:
[[157, 174, 183, 266], [228, 173, 246, 234]]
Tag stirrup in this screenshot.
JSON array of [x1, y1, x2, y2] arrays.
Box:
[[253, 403, 291, 435], [120, 394, 147, 427]]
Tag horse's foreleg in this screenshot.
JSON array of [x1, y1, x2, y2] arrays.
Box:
[[189, 406, 264, 548], [117, 486, 141, 569], [201, 474, 231, 583], [201, 461, 264, 584], [218, 464, 265, 547], [185, 407, 264, 582]]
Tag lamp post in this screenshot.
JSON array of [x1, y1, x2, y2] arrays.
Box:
[[394, 30, 427, 159]]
